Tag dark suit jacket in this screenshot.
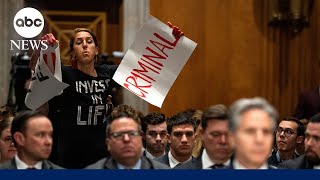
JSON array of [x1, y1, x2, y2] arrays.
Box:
[[268, 151, 280, 167], [85, 156, 169, 169], [277, 155, 314, 169], [174, 156, 202, 169], [0, 159, 63, 169], [154, 153, 170, 167], [294, 87, 320, 119]]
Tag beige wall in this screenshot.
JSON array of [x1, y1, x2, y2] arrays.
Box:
[[149, 0, 320, 117]]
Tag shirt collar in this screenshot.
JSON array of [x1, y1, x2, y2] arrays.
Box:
[[15, 154, 42, 169], [201, 149, 230, 169], [116, 158, 142, 169], [233, 158, 268, 169], [168, 151, 192, 168]]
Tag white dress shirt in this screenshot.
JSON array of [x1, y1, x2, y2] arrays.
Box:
[[168, 151, 191, 168], [201, 149, 230, 169], [15, 155, 42, 169], [116, 158, 142, 169], [233, 158, 268, 169]]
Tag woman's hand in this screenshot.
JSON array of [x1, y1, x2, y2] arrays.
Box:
[[30, 33, 58, 71], [168, 22, 184, 39], [41, 33, 57, 46]]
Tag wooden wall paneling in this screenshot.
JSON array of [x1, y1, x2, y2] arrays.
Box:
[[149, 0, 320, 118], [149, 0, 206, 116]]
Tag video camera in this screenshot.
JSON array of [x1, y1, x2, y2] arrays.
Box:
[[7, 52, 31, 111]]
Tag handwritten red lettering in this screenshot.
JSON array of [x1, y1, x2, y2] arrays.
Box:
[[154, 33, 179, 47]]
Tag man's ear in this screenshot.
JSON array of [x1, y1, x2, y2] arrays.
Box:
[[296, 136, 304, 144], [13, 132, 25, 146], [194, 132, 198, 140], [167, 134, 171, 144]]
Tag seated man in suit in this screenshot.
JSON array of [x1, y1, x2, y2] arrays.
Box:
[[0, 110, 62, 169], [141, 112, 168, 159], [278, 113, 320, 169], [86, 105, 168, 169], [268, 117, 304, 166], [176, 104, 233, 169], [228, 97, 277, 169], [154, 111, 197, 168]]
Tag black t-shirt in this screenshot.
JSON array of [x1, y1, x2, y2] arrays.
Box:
[[48, 64, 117, 168]]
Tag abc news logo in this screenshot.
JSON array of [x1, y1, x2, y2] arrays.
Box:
[[15, 16, 42, 27], [10, 7, 48, 50]]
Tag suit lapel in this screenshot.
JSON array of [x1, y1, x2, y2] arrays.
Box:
[[104, 158, 118, 169], [140, 156, 152, 169], [193, 156, 202, 169], [42, 160, 52, 169], [11, 159, 18, 169]]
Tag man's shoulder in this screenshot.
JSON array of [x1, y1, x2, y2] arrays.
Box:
[[154, 153, 169, 165], [267, 151, 280, 166], [277, 155, 307, 169], [146, 158, 170, 169], [174, 160, 194, 169], [0, 159, 16, 169], [43, 160, 64, 169], [85, 157, 108, 169], [175, 157, 202, 169]]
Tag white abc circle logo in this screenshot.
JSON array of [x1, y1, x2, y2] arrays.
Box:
[[13, 7, 44, 38]]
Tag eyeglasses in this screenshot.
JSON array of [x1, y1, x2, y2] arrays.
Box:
[[276, 127, 296, 137], [109, 131, 141, 140], [0, 136, 13, 145], [147, 131, 167, 139]]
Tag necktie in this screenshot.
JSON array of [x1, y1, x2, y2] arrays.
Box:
[[27, 167, 37, 169], [211, 164, 225, 169]]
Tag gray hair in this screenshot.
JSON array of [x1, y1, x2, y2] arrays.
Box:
[[228, 97, 278, 132]]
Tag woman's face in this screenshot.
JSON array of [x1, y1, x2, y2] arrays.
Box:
[[0, 127, 16, 162], [72, 31, 98, 66]]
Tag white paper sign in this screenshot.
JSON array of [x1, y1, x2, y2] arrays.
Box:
[[25, 43, 69, 110], [112, 15, 197, 107]]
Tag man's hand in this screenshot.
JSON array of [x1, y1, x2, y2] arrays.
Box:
[[168, 22, 184, 39]]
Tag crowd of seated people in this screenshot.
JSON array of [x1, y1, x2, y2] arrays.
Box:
[[0, 96, 319, 169]]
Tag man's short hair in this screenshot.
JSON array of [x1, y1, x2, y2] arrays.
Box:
[[167, 111, 197, 134], [11, 110, 47, 145], [201, 104, 228, 130], [280, 117, 305, 137], [106, 104, 141, 137], [228, 97, 278, 132], [142, 113, 168, 133], [310, 113, 320, 123]]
